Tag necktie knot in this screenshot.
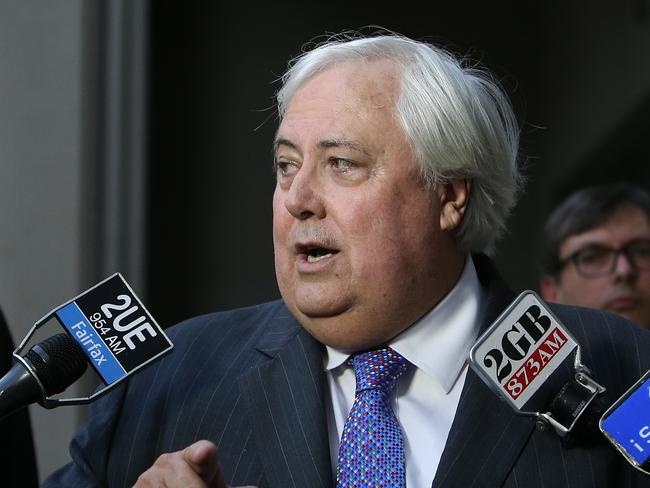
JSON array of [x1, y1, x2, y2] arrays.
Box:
[[350, 347, 408, 396]]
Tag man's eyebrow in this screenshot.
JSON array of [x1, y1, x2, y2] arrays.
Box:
[[274, 137, 297, 152], [318, 138, 370, 156], [273, 136, 370, 156]]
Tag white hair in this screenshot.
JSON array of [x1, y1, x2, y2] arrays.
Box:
[[276, 33, 523, 255]]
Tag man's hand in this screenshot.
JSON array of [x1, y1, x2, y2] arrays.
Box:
[[133, 440, 229, 488]]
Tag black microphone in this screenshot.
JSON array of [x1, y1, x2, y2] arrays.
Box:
[[6, 273, 173, 411], [0, 333, 87, 421]]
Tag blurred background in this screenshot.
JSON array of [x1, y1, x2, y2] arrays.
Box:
[[1, 0, 649, 482]]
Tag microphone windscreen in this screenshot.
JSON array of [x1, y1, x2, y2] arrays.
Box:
[[24, 333, 87, 395]]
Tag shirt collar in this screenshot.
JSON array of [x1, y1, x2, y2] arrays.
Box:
[[324, 256, 485, 394]]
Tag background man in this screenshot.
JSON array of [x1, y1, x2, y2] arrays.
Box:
[[540, 182, 650, 329], [45, 34, 650, 488]]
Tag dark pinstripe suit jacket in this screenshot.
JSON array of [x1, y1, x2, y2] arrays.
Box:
[[45, 257, 650, 487]]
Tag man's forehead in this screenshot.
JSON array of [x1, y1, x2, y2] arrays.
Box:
[[560, 206, 650, 255], [280, 60, 401, 121]]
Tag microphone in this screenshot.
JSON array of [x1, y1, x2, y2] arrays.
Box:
[[470, 290, 650, 475], [600, 369, 650, 474], [0, 333, 87, 421], [8, 272, 173, 411], [469, 291, 606, 441]]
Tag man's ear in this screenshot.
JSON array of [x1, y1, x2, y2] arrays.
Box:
[[438, 179, 470, 231], [540, 276, 560, 302]]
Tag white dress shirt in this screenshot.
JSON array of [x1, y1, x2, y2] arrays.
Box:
[[324, 257, 485, 488]]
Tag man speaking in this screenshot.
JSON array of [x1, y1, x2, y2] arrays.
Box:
[[44, 32, 650, 487]]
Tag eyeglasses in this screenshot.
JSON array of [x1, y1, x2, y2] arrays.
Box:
[[560, 239, 650, 278]]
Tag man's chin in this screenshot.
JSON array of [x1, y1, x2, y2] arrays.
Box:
[[291, 302, 373, 349], [293, 308, 396, 352], [295, 301, 350, 319], [288, 286, 354, 317]]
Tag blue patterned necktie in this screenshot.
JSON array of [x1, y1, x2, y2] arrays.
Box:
[[336, 347, 409, 487]]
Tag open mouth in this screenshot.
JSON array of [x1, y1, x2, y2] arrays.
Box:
[[296, 243, 339, 263], [306, 247, 335, 263]]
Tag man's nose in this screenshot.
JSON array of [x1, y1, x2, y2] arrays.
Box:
[[284, 166, 326, 220], [613, 251, 637, 277]]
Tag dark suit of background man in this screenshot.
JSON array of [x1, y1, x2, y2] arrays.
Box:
[[540, 182, 650, 330], [44, 32, 650, 487], [0, 307, 39, 488]]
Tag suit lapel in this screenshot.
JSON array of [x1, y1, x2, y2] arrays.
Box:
[[433, 255, 536, 487], [239, 306, 333, 488], [433, 368, 536, 487]]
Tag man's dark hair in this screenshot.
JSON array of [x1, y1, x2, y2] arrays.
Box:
[[540, 182, 650, 277]]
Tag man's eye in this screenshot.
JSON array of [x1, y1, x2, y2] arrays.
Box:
[[629, 241, 650, 258], [275, 160, 297, 177], [577, 247, 610, 265], [330, 158, 355, 172]]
